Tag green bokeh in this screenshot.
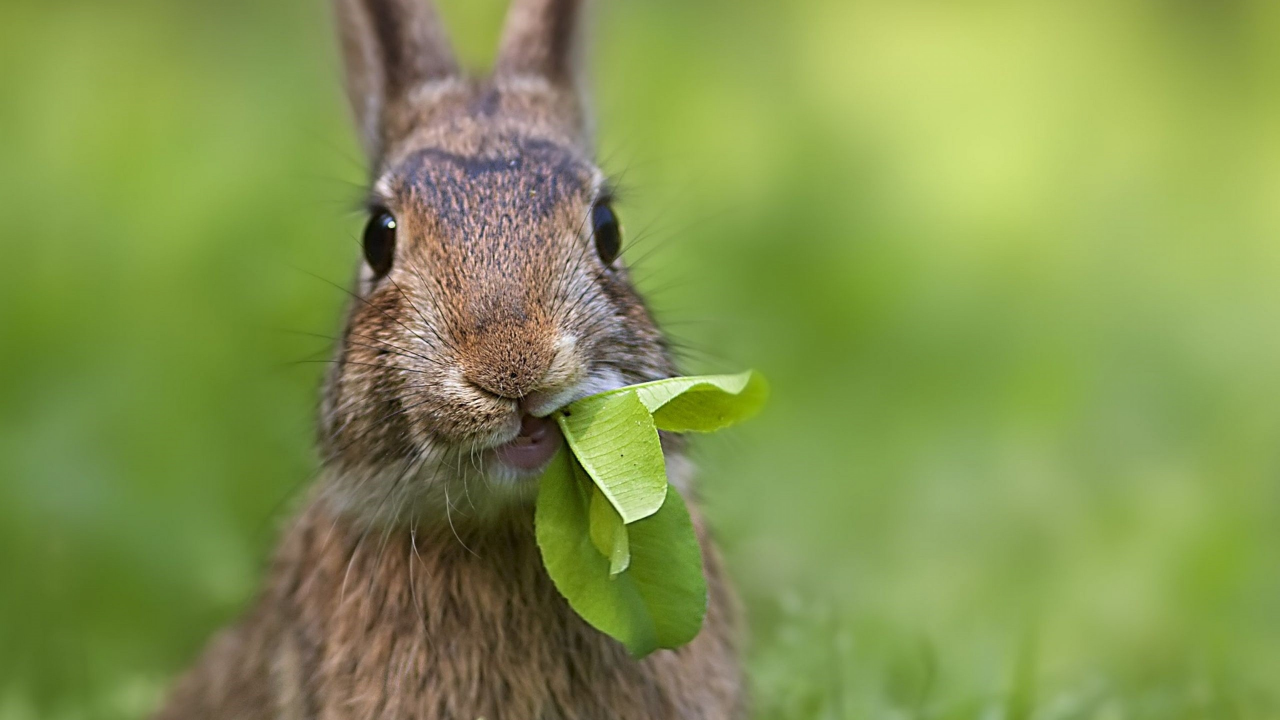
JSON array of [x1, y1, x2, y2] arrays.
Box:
[[2, 0, 1279, 717]]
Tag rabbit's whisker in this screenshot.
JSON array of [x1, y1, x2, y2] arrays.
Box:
[[277, 327, 441, 366], [443, 484, 480, 558], [385, 273, 461, 362], [405, 263, 466, 358], [298, 261, 449, 369], [320, 393, 436, 465], [366, 453, 425, 596]]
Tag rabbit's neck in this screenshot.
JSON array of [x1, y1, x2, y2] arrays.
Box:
[[316, 448, 696, 530], [160, 452, 742, 719], [270, 496, 558, 635], [253, 495, 682, 718]]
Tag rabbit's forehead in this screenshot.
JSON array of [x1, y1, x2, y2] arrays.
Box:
[[388, 135, 599, 227]]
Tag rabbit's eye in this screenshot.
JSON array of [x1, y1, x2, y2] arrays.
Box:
[[363, 208, 396, 278], [591, 201, 621, 266]]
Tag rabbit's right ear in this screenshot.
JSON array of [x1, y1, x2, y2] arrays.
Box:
[[494, 0, 592, 142], [335, 0, 458, 162]]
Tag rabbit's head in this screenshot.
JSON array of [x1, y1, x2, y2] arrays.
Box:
[[320, 0, 675, 526]]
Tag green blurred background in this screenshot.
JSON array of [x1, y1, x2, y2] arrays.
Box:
[[3, 0, 1280, 717]]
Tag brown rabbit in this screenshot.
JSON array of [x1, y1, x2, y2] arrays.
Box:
[[152, 0, 746, 717]]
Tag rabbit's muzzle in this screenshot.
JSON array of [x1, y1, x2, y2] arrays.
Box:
[[458, 314, 557, 400]]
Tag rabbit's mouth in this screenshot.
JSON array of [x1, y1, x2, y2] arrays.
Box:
[[481, 368, 628, 481], [492, 414, 563, 475]]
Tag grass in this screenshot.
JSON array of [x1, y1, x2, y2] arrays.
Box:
[[2, 0, 1279, 717]]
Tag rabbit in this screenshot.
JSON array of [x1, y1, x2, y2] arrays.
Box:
[[151, 0, 746, 717]]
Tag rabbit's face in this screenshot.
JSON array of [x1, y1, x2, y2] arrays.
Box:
[[318, 88, 674, 525]]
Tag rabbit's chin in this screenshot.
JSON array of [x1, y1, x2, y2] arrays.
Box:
[[312, 415, 563, 527], [317, 447, 543, 531]]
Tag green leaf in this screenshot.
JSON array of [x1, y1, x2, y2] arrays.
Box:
[[555, 390, 668, 523], [536, 450, 657, 653], [621, 481, 708, 651], [588, 482, 630, 577], [606, 371, 769, 433], [536, 450, 708, 657], [536, 370, 765, 656]]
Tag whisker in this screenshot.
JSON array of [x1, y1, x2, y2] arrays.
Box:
[[463, 439, 480, 512], [318, 394, 436, 465], [407, 518, 432, 639], [275, 346, 339, 370], [340, 521, 371, 605], [444, 484, 480, 558], [334, 338, 436, 367], [276, 328, 440, 366], [385, 272, 461, 361], [549, 204, 599, 320], [284, 359, 429, 374], [290, 263, 448, 370], [403, 263, 466, 358], [366, 454, 427, 597]]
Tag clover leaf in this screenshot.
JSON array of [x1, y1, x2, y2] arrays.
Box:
[[536, 450, 705, 656], [556, 390, 667, 524], [534, 371, 767, 657]]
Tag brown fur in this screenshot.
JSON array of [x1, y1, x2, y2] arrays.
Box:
[[156, 477, 743, 719], [154, 0, 746, 717]]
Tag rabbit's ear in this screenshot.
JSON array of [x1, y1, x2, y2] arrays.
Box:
[[336, 0, 459, 160], [494, 0, 591, 129]]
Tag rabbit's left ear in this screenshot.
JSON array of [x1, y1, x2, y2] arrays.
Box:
[[494, 0, 592, 139], [335, 0, 459, 162]]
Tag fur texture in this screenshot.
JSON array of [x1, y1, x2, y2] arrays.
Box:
[[156, 468, 743, 719], [154, 0, 746, 717]]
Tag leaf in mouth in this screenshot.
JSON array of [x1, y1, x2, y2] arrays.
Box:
[[534, 371, 767, 657], [556, 390, 667, 524]]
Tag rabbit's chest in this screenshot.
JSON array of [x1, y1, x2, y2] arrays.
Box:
[[269, 509, 721, 720]]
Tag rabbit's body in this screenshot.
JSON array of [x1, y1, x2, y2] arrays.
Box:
[[157, 477, 742, 719], [155, 0, 746, 717]]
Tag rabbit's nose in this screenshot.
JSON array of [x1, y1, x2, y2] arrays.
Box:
[[464, 349, 553, 400], [460, 319, 556, 400]]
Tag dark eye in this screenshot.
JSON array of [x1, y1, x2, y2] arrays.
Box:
[[591, 201, 621, 266], [363, 208, 396, 278]]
